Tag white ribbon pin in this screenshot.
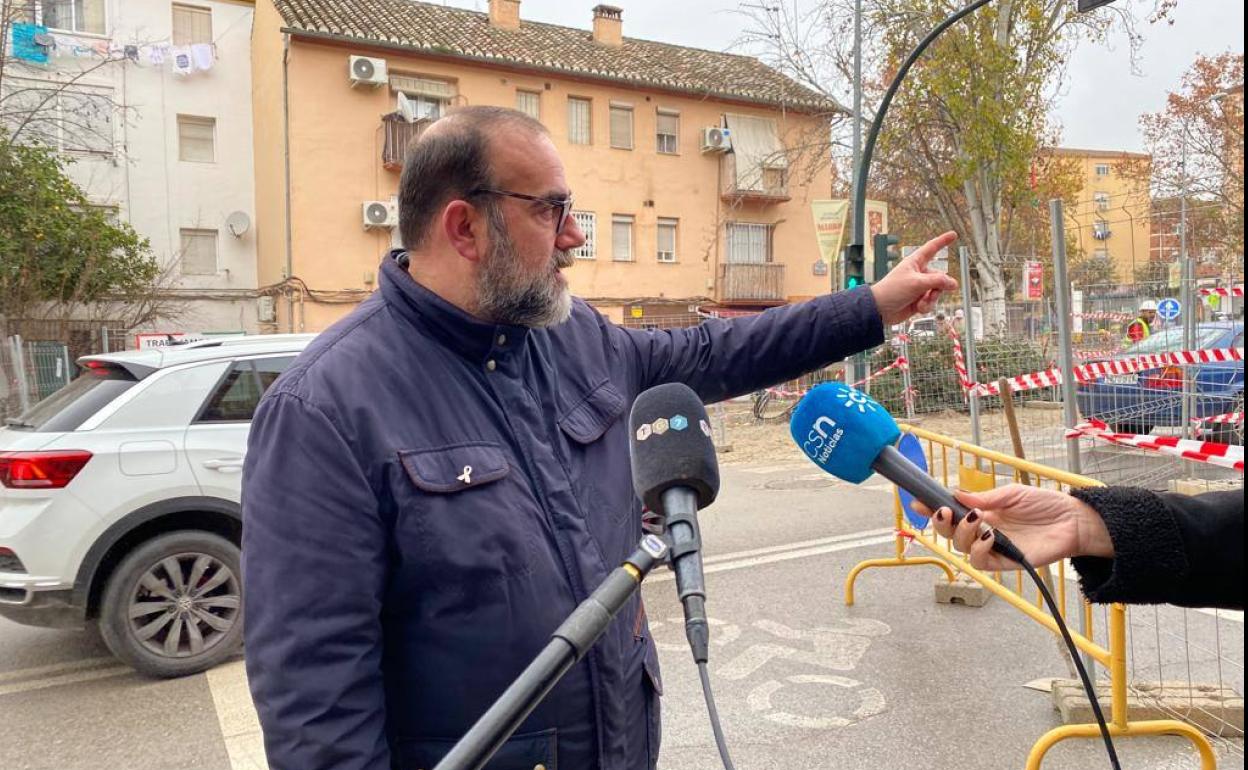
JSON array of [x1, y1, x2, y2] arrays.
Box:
[[457, 465, 473, 485]]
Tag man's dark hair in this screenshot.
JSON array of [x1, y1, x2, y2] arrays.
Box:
[[397, 105, 548, 250]]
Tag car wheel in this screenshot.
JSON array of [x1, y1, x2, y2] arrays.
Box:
[[98, 531, 243, 678]]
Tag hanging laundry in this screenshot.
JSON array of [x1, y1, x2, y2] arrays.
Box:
[[191, 43, 215, 71], [148, 44, 168, 65], [11, 23, 50, 64], [171, 46, 194, 75], [124, 45, 139, 63]]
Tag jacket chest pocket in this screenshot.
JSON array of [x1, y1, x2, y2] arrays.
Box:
[[396, 442, 538, 593], [557, 381, 633, 528]]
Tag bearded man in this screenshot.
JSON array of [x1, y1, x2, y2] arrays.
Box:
[[242, 105, 957, 770]]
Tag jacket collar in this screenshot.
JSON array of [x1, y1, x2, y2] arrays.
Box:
[[379, 250, 530, 363]]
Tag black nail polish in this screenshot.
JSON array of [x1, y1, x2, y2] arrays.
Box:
[[966, 510, 979, 524], [935, 510, 945, 522], [980, 530, 992, 541]]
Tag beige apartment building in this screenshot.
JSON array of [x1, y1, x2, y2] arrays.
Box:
[[250, 0, 842, 332], [1050, 147, 1152, 282]]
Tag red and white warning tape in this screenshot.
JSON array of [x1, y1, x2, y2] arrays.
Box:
[[1065, 419, 1244, 472], [852, 356, 908, 388], [1199, 286, 1244, 297], [1192, 412, 1244, 425], [1075, 349, 1123, 360], [967, 347, 1244, 397]]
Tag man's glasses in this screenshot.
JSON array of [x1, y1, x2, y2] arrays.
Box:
[[471, 188, 574, 234]]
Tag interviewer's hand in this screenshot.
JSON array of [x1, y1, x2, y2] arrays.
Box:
[[914, 484, 1114, 572], [870, 231, 960, 325]]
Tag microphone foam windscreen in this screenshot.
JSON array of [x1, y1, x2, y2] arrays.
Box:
[[628, 383, 720, 513], [789, 383, 901, 483]]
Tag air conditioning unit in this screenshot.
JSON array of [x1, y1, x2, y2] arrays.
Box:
[[700, 126, 732, 154], [257, 295, 276, 323], [348, 55, 388, 88], [362, 200, 398, 229]]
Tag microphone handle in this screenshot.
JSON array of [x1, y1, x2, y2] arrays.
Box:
[[660, 486, 710, 664], [870, 445, 1023, 563], [434, 536, 668, 770]]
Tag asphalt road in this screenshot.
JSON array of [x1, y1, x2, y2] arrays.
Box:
[[1, 461, 1242, 770]]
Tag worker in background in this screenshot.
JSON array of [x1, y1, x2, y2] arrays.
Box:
[[1125, 299, 1156, 344]]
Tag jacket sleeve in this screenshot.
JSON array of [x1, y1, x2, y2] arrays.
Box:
[[1069, 488, 1243, 610], [608, 285, 885, 402], [242, 391, 391, 769]]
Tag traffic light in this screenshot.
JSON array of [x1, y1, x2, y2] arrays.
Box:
[[843, 244, 866, 290], [872, 234, 900, 282]]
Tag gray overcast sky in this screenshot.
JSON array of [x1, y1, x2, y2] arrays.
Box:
[[451, 0, 1244, 153]]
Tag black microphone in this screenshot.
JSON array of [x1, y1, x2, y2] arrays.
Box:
[[628, 382, 720, 663], [789, 382, 1023, 564]]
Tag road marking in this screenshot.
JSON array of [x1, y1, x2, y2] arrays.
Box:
[[206, 660, 269, 770], [647, 530, 897, 584], [0, 655, 117, 684], [700, 527, 894, 566], [0, 663, 131, 697]]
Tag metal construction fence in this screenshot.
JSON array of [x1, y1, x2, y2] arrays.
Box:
[[1, 326, 131, 422]]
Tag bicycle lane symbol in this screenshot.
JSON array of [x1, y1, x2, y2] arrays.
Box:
[[648, 616, 891, 731]]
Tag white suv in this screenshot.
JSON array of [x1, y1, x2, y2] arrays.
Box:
[[0, 334, 314, 677]]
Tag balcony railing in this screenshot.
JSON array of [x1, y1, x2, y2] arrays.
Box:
[[718, 262, 786, 303], [382, 114, 433, 170], [719, 154, 791, 204]]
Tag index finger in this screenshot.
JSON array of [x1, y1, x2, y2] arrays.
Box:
[[908, 231, 958, 271]]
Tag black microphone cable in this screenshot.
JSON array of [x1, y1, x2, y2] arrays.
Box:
[[984, 531, 1121, 770], [697, 660, 736, 770]]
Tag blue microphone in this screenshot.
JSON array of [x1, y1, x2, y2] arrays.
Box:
[[789, 383, 1023, 563]]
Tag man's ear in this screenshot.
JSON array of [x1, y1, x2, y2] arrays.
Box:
[[442, 199, 485, 263]]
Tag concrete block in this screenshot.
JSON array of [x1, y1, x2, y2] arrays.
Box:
[[1168, 478, 1242, 496], [934, 574, 992, 607], [1052, 679, 1244, 736]]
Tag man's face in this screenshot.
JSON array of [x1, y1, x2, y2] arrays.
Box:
[[1141, 309, 1156, 324], [475, 132, 586, 327]]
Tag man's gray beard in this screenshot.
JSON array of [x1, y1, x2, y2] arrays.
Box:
[[476, 208, 573, 328]]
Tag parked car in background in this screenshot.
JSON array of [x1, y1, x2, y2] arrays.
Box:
[[1076, 322, 1244, 437], [0, 334, 313, 677]]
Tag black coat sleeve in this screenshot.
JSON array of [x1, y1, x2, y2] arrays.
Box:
[[1069, 488, 1243, 610]]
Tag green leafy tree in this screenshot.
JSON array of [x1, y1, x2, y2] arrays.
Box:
[[0, 131, 169, 337]]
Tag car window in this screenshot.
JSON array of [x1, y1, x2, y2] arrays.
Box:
[[1124, 327, 1227, 355], [196, 356, 295, 423], [7, 362, 138, 432]]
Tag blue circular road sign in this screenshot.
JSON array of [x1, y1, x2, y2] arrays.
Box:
[[1157, 298, 1181, 321]]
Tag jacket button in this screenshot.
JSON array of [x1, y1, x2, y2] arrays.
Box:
[[497, 333, 507, 346], [534, 765, 546, 770], [486, 359, 497, 371]]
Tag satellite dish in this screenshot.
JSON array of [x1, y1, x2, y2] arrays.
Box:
[[397, 92, 418, 123], [225, 211, 251, 238]]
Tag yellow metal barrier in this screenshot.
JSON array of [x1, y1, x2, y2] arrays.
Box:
[[844, 424, 1217, 770]]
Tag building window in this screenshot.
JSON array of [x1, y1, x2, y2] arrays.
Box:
[[656, 110, 679, 154], [612, 214, 634, 262], [568, 97, 592, 145], [4, 82, 114, 153], [390, 74, 455, 120], [171, 4, 212, 45], [42, 0, 106, 34], [657, 218, 678, 263], [1093, 191, 1110, 211], [1093, 218, 1111, 240], [726, 222, 771, 264], [180, 228, 218, 275], [609, 104, 633, 150], [177, 115, 215, 162], [516, 90, 540, 120], [570, 211, 596, 259], [1094, 163, 1110, 177], [1094, 248, 1110, 261]]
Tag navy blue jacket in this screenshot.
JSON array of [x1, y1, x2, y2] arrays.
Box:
[[242, 254, 884, 770]]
